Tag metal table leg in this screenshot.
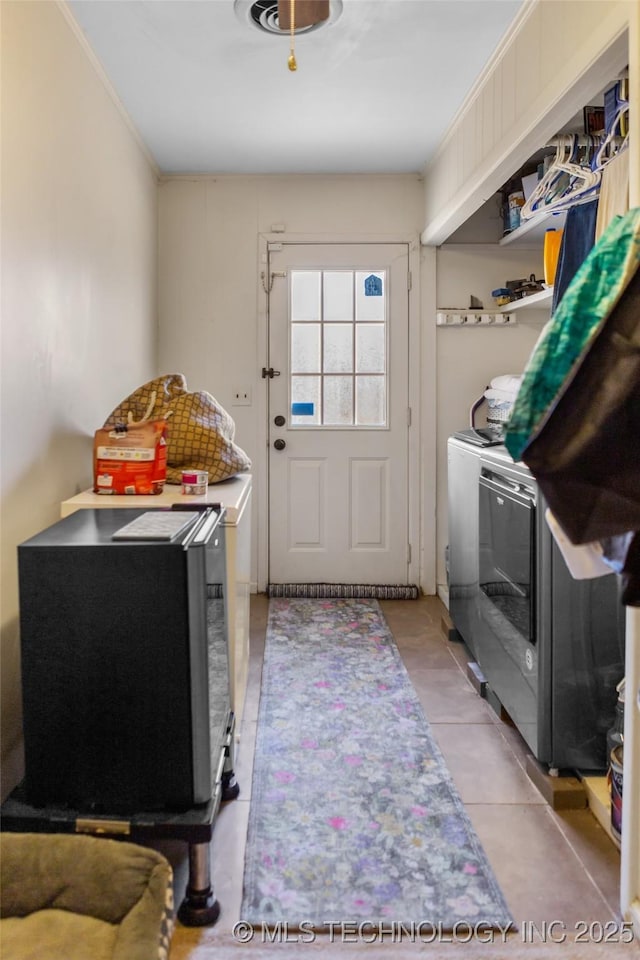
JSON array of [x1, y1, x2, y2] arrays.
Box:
[[177, 840, 220, 927]]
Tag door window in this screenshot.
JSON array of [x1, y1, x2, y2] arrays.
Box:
[[289, 269, 387, 427]]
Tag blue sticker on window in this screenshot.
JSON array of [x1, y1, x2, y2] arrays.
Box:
[[292, 402, 314, 416], [364, 274, 382, 296]]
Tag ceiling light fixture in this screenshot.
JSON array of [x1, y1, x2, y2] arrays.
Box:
[[235, 1, 342, 69], [279, 1, 329, 70]]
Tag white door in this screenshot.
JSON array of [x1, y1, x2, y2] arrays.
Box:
[[267, 242, 411, 586]]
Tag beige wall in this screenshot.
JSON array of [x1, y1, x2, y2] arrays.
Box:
[[0, 1, 158, 796], [157, 176, 555, 595], [434, 240, 547, 592], [158, 174, 425, 412], [158, 175, 426, 589], [2, 0, 636, 816]]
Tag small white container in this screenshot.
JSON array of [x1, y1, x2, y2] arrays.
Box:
[[181, 470, 208, 495], [521, 172, 539, 202]]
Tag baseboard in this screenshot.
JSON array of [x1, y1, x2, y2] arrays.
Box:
[[436, 583, 449, 609], [439, 602, 454, 638]]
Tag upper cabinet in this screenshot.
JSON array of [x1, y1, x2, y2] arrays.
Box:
[[420, 0, 632, 246]]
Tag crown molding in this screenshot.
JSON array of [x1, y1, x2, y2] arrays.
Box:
[[57, 1, 160, 178]]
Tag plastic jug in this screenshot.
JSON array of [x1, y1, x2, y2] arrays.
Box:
[[543, 228, 563, 286]]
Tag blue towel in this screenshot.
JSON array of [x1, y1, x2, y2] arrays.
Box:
[[551, 198, 599, 314]]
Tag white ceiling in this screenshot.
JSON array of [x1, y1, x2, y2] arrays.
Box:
[[68, 0, 524, 176]]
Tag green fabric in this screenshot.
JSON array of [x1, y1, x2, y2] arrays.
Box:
[[1, 910, 118, 960], [504, 206, 640, 462], [0, 834, 173, 960]]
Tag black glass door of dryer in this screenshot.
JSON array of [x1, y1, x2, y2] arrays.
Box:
[[549, 537, 625, 770], [479, 473, 535, 642], [477, 471, 538, 753]]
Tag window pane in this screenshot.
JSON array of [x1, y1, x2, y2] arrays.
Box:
[[291, 323, 320, 373], [291, 376, 320, 425], [323, 272, 353, 321], [356, 271, 385, 321], [291, 271, 320, 322], [356, 323, 385, 373], [324, 376, 353, 425], [323, 323, 353, 374], [356, 376, 386, 425]]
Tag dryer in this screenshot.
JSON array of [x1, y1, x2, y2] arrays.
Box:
[[476, 447, 625, 771], [447, 430, 502, 658]]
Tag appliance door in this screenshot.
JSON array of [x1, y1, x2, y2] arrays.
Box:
[[19, 506, 232, 811], [477, 469, 539, 753], [19, 508, 214, 811], [547, 531, 625, 770], [447, 438, 482, 656], [185, 509, 231, 805]]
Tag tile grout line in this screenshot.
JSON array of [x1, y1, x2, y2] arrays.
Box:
[[540, 804, 623, 920]]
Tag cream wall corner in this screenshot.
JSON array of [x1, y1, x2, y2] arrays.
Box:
[[0, 1, 159, 797], [157, 174, 427, 592]]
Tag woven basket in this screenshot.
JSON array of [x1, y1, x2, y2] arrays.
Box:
[[486, 398, 513, 424]]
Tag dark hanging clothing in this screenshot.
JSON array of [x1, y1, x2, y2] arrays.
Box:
[[551, 198, 599, 314]]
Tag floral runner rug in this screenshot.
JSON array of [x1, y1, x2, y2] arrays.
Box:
[[240, 598, 513, 931]]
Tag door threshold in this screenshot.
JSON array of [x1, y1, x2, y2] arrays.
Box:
[[267, 583, 420, 599]]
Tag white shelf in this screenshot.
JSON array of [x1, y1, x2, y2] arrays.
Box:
[[500, 287, 553, 312], [499, 209, 567, 246]]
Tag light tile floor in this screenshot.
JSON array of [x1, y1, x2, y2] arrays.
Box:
[[165, 595, 626, 958]]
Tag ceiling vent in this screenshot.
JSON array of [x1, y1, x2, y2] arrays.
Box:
[[234, 0, 343, 36]]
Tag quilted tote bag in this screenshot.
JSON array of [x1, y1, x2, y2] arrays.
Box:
[[504, 207, 640, 464], [104, 374, 251, 484], [519, 264, 640, 545]]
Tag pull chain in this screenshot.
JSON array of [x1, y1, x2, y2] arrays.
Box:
[[287, 0, 297, 71]]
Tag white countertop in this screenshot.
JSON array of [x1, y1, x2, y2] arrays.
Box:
[[61, 473, 252, 524]]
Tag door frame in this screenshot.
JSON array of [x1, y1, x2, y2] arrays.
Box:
[[255, 232, 432, 594]]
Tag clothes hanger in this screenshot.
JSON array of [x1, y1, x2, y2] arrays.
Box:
[[528, 78, 629, 215], [543, 133, 602, 213], [592, 80, 629, 171], [520, 136, 571, 222], [521, 134, 601, 221]]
